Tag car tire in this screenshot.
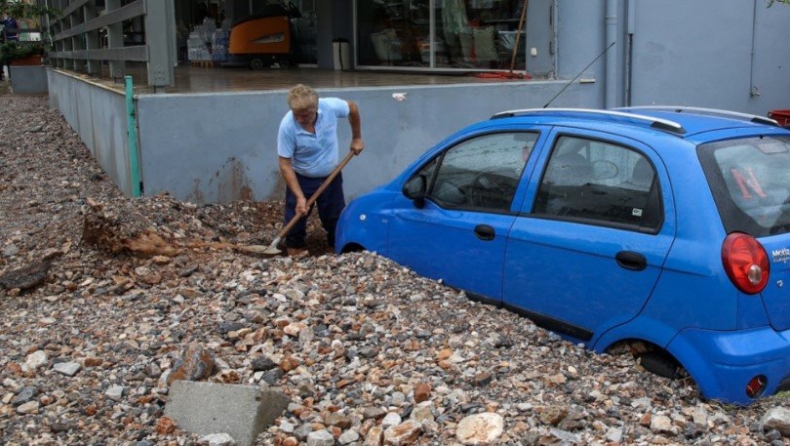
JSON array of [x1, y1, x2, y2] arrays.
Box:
[[639, 351, 684, 380]]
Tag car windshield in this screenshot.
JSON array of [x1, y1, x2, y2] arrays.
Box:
[[699, 135, 790, 236]]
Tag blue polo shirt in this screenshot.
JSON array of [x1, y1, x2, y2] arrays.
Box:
[[277, 97, 350, 178]]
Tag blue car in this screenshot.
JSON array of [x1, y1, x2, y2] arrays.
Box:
[[336, 107, 790, 405]]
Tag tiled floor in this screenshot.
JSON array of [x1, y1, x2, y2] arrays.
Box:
[[79, 62, 536, 95]]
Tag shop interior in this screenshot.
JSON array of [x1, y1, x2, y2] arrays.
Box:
[[167, 0, 526, 71], [175, 0, 317, 67], [357, 0, 527, 70]]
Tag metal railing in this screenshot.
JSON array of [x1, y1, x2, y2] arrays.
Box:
[[1, 25, 41, 42], [43, 0, 175, 89]]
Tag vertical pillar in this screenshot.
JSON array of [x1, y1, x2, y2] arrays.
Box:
[[106, 0, 125, 81], [84, 2, 100, 75], [144, 0, 175, 89]]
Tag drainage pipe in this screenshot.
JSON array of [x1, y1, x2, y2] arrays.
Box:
[[749, 0, 759, 97], [125, 75, 142, 198], [605, 0, 618, 108]]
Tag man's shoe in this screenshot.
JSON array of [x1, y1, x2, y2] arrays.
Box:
[[286, 247, 309, 258]]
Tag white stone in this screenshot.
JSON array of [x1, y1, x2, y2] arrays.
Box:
[[338, 429, 360, 444], [198, 432, 236, 446], [16, 401, 40, 414], [761, 407, 790, 436], [306, 429, 335, 446], [105, 385, 126, 402], [382, 412, 402, 428], [650, 414, 673, 433], [456, 413, 504, 445], [53, 362, 82, 377], [22, 350, 47, 372]]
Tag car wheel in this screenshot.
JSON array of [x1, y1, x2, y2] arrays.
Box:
[[250, 58, 265, 70], [638, 351, 685, 380]]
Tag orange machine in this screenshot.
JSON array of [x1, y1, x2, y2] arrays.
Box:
[[227, 4, 301, 69]]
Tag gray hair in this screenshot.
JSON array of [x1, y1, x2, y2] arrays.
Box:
[[287, 84, 319, 111]]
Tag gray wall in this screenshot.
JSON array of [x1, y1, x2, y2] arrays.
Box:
[[48, 70, 133, 196], [134, 81, 596, 203], [553, 0, 790, 114], [625, 0, 790, 113]]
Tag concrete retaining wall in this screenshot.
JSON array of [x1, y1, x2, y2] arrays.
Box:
[[133, 80, 596, 204], [48, 70, 134, 197]]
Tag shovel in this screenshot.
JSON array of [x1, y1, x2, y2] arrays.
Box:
[[259, 150, 357, 257]]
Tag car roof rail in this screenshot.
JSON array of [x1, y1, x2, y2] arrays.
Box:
[[617, 106, 781, 127], [491, 107, 686, 135]]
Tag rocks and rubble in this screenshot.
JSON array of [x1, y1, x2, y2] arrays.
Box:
[[2, 91, 790, 446]]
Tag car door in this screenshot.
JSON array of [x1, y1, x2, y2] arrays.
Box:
[[388, 131, 541, 302], [503, 129, 676, 343]]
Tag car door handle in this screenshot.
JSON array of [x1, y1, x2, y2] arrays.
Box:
[[474, 224, 496, 241], [616, 251, 647, 271]]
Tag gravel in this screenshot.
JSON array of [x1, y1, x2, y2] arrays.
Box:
[[2, 91, 790, 446]]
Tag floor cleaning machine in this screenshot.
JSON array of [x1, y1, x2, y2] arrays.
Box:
[[225, 2, 302, 69]]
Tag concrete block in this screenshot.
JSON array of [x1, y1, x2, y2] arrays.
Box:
[[165, 381, 290, 446], [9, 66, 48, 94]]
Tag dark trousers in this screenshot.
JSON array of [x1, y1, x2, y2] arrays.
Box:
[[284, 172, 345, 249]]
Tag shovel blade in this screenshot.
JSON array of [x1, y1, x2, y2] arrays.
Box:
[[234, 244, 282, 257]]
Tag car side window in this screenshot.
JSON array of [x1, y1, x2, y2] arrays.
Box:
[[420, 132, 537, 211], [534, 135, 662, 231]]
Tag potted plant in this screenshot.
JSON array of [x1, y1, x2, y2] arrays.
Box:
[[0, 40, 44, 66], [0, 0, 54, 23], [0, 1, 57, 92], [0, 0, 57, 61]]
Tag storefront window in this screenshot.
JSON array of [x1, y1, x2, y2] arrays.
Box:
[[357, 0, 526, 69]]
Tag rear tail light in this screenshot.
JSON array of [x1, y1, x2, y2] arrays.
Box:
[[745, 375, 767, 399], [721, 232, 769, 295]]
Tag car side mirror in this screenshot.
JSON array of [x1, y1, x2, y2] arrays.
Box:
[[403, 175, 427, 209]]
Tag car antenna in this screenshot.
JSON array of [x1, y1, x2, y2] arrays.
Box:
[[542, 41, 616, 108]]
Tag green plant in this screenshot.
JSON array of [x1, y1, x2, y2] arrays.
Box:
[[0, 0, 59, 45], [0, 0, 55, 20], [0, 40, 43, 64]]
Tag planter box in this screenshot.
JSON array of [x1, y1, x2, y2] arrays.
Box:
[[10, 54, 42, 66], [9, 65, 48, 94]]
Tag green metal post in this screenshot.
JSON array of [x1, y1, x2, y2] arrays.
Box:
[[125, 75, 142, 197]]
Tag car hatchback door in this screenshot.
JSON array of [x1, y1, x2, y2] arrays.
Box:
[[502, 130, 676, 343], [388, 131, 540, 301]]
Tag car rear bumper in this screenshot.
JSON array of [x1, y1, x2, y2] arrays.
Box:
[[669, 325, 790, 405]]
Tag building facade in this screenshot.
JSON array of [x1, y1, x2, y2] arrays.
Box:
[[45, 0, 790, 203]]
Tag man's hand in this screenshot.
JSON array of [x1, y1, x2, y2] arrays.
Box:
[[295, 196, 308, 216], [350, 137, 365, 156]]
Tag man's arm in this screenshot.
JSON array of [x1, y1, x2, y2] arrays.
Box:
[[346, 100, 364, 155], [279, 156, 308, 216]]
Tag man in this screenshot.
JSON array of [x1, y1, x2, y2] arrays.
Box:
[[1, 13, 19, 42], [276, 84, 364, 257], [0, 13, 19, 82]]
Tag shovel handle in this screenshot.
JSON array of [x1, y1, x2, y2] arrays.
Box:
[[277, 150, 357, 239]]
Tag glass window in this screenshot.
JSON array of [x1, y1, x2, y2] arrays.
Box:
[[534, 136, 662, 231], [357, 0, 527, 69], [407, 132, 536, 210], [699, 136, 790, 236]]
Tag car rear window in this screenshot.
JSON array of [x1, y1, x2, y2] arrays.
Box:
[[699, 135, 790, 236]]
